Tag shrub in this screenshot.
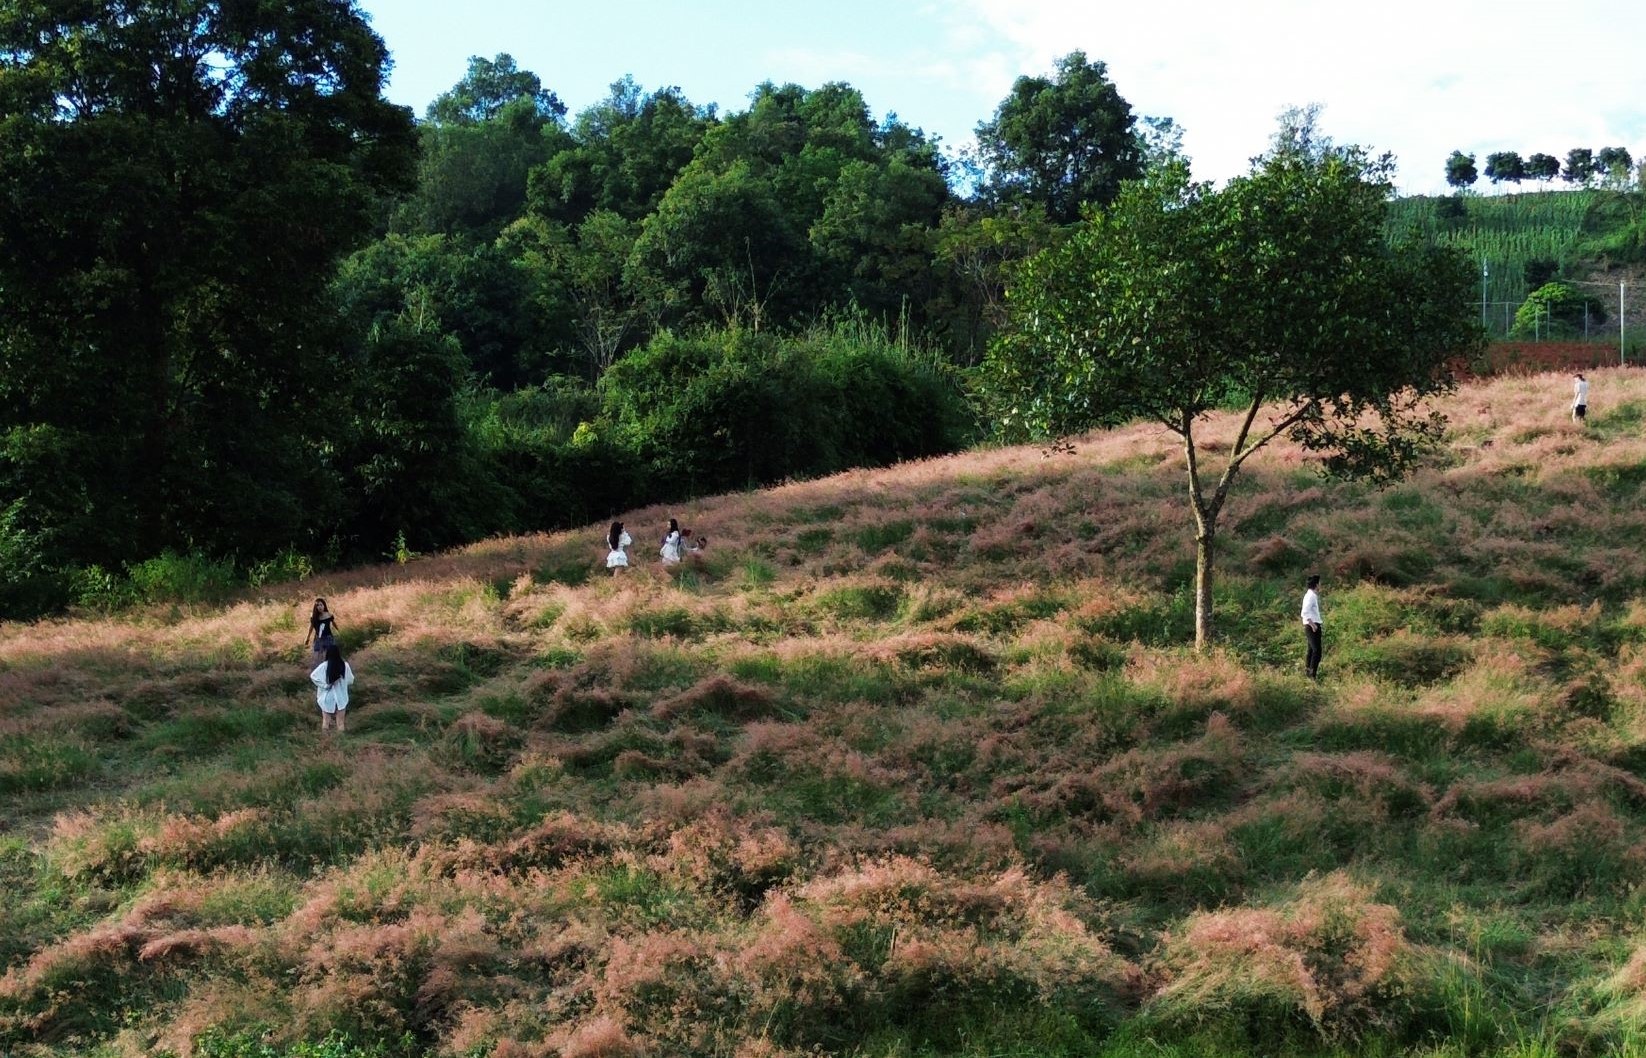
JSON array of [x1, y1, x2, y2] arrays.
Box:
[[1150, 873, 1423, 1042], [433, 712, 523, 775], [1510, 281, 1606, 339]]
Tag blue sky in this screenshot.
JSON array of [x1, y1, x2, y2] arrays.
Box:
[[359, 0, 1646, 196]]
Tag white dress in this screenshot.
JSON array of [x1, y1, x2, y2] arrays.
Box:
[[606, 531, 631, 568], [660, 530, 683, 564], [310, 662, 356, 713]]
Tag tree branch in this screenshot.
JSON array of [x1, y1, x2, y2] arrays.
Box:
[[1179, 409, 1210, 531], [1228, 391, 1266, 461], [1209, 400, 1312, 517]]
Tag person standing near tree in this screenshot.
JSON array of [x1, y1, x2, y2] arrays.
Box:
[[1301, 574, 1323, 679], [1573, 372, 1589, 425]]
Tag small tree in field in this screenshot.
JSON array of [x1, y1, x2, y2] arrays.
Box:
[[982, 130, 1483, 651]]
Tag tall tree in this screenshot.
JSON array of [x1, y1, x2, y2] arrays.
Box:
[[810, 158, 950, 320], [624, 160, 803, 331], [500, 210, 642, 379], [0, 0, 415, 598], [401, 55, 570, 238], [1526, 152, 1561, 185], [933, 204, 1057, 362], [1563, 148, 1596, 186], [1445, 150, 1478, 189], [531, 77, 714, 223], [333, 233, 552, 386], [981, 132, 1482, 651], [425, 53, 565, 127], [1484, 151, 1525, 186], [975, 51, 1143, 223], [1598, 146, 1634, 188]]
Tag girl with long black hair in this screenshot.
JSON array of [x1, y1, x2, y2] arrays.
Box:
[[606, 521, 632, 574], [304, 598, 338, 664], [310, 643, 356, 732]]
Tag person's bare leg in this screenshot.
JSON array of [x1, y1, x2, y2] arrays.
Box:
[[336, 708, 346, 733]]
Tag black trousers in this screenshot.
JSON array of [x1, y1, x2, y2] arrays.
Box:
[[1305, 623, 1322, 677]]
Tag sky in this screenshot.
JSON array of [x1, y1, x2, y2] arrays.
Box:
[[358, 0, 1646, 196]]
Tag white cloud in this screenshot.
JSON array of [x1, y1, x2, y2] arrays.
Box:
[[934, 0, 1646, 193]]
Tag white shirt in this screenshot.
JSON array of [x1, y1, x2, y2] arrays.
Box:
[[1575, 378, 1589, 406], [311, 661, 355, 712], [1301, 589, 1322, 626]]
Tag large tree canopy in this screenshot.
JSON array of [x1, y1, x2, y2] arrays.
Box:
[[1445, 150, 1478, 189], [425, 53, 565, 127], [974, 50, 1143, 223], [399, 54, 571, 238], [0, 0, 415, 600], [983, 130, 1483, 649]]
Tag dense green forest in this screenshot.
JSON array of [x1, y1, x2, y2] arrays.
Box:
[[2, 2, 1643, 620], [0, 3, 1156, 618]]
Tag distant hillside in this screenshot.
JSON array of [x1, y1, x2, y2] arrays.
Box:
[[1388, 189, 1646, 338], [11, 370, 1646, 1057]]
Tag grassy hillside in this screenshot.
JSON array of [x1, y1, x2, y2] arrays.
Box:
[[10, 371, 1646, 1057]]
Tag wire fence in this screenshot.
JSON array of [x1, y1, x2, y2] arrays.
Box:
[[1475, 300, 1623, 341]]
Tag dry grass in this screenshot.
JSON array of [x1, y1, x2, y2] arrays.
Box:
[[9, 369, 1646, 1055]]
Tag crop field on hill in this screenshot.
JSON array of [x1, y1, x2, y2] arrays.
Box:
[[1388, 192, 1599, 323], [10, 371, 1646, 1057]]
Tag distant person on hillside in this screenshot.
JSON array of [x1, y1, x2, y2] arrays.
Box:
[[606, 521, 632, 574], [310, 643, 355, 732], [1301, 574, 1323, 680], [660, 518, 684, 564], [304, 598, 338, 664], [688, 532, 708, 555], [1573, 372, 1589, 425]]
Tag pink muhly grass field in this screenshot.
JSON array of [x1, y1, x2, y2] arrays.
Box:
[[9, 368, 1646, 1054]]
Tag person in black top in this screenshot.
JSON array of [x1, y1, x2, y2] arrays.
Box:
[[305, 597, 338, 664]]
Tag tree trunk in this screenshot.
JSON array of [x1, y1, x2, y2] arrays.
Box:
[[1194, 523, 1216, 652]]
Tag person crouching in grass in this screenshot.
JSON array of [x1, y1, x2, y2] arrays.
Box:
[[311, 643, 356, 732]]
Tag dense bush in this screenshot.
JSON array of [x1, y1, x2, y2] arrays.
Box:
[[601, 324, 976, 497], [1510, 280, 1607, 339]]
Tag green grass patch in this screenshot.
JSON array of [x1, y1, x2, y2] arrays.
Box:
[[816, 583, 905, 621], [795, 526, 834, 553], [136, 706, 300, 759], [0, 737, 100, 793], [534, 553, 593, 587], [853, 519, 915, 552]]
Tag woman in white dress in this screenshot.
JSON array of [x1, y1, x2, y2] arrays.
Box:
[[606, 521, 632, 574], [310, 644, 356, 732], [660, 518, 684, 564]]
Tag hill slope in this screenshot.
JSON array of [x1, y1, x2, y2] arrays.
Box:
[[8, 370, 1646, 1057], [1388, 189, 1646, 340]]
